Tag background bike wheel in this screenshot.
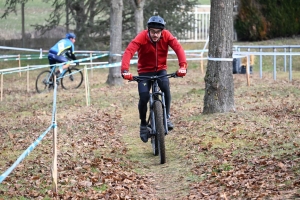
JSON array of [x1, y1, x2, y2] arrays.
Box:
[[36, 70, 53, 93], [153, 101, 166, 164], [61, 67, 83, 90]]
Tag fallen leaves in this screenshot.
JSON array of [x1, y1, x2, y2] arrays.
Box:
[[0, 105, 156, 199], [1, 71, 300, 199]]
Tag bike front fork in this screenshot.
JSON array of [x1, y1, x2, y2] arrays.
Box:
[[149, 93, 168, 135]]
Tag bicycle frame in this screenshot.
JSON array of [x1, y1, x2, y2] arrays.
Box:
[[132, 72, 177, 135], [149, 78, 169, 135], [131, 72, 177, 164], [44, 66, 56, 85]]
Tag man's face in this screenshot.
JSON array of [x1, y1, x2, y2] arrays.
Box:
[[149, 28, 162, 42], [70, 38, 76, 43]]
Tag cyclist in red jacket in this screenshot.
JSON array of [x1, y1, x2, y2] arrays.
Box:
[[121, 15, 187, 143]]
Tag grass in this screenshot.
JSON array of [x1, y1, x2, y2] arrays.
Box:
[[0, 0, 54, 39], [0, 1, 210, 40], [198, 0, 210, 5]]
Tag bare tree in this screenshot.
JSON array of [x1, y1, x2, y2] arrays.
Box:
[[203, 0, 235, 114], [1, 0, 28, 45], [106, 0, 123, 86], [130, 0, 146, 34]]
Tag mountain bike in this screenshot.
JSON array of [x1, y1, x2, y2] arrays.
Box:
[[35, 65, 83, 93], [131, 72, 178, 164]]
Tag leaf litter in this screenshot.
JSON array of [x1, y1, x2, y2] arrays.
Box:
[[0, 69, 300, 199]]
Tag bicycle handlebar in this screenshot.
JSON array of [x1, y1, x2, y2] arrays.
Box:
[[131, 72, 178, 83]]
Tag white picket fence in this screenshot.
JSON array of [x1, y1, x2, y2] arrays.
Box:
[[180, 5, 237, 42], [178, 5, 210, 42]]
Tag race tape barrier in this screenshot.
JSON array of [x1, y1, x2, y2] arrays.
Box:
[[0, 77, 59, 184]]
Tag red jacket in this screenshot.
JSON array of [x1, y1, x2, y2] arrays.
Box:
[[121, 30, 187, 74]]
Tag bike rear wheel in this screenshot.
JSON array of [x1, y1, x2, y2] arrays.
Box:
[[36, 70, 54, 93], [153, 101, 166, 164], [61, 67, 83, 90]]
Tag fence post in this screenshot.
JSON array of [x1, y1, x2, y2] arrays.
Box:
[[84, 66, 90, 106], [273, 48, 277, 81], [259, 48, 262, 79], [0, 73, 3, 101], [18, 54, 21, 77], [39, 48, 43, 58], [51, 75, 58, 194], [200, 55, 204, 74], [27, 65, 29, 92], [289, 48, 293, 81], [246, 55, 250, 86], [284, 48, 286, 72], [90, 53, 93, 78]]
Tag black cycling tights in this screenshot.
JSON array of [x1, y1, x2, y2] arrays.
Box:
[[138, 70, 171, 126]]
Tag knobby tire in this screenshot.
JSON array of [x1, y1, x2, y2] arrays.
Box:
[[35, 70, 53, 93], [61, 67, 83, 90], [153, 101, 166, 164]]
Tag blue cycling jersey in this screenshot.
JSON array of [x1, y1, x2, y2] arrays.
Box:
[[49, 38, 75, 56]]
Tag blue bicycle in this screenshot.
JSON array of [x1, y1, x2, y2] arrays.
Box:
[[35, 65, 83, 93]]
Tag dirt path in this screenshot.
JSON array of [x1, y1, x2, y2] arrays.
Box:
[[121, 105, 192, 199]]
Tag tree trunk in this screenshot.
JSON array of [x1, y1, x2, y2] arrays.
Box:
[[106, 0, 123, 86], [66, 0, 69, 33], [21, 3, 25, 47], [130, 0, 146, 34], [203, 0, 235, 114]]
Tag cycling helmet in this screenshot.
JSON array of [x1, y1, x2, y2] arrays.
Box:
[[147, 16, 166, 29], [66, 33, 76, 39]]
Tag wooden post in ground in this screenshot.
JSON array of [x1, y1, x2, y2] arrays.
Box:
[[246, 55, 250, 86], [84, 66, 90, 106], [27, 65, 29, 92], [51, 75, 58, 194], [200, 55, 204, 74], [90, 53, 93, 78], [18, 54, 21, 77], [0, 73, 3, 101]]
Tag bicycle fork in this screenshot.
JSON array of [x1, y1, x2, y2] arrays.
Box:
[[161, 92, 168, 135]]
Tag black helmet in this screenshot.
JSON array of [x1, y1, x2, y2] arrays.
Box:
[[147, 16, 166, 29], [66, 33, 76, 39]]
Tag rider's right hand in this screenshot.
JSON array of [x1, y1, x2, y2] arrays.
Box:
[[176, 63, 187, 77], [121, 71, 133, 80], [176, 67, 187, 77]]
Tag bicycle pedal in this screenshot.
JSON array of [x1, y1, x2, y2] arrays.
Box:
[[147, 127, 154, 136]]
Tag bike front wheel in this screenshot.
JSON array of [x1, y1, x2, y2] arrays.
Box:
[[153, 101, 166, 164], [36, 70, 53, 93], [61, 67, 83, 90]]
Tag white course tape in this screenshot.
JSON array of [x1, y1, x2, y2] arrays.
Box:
[[207, 57, 233, 61]]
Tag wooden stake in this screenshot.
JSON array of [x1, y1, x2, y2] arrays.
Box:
[[1, 73, 3, 101], [27, 65, 29, 92], [18, 54, 21, 77], [90, 53, 93, 78], [200, 55, 204, 74], [246, 55, 250, 86], [84, 66, 89, 106], [51, 75, 58, 194]]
